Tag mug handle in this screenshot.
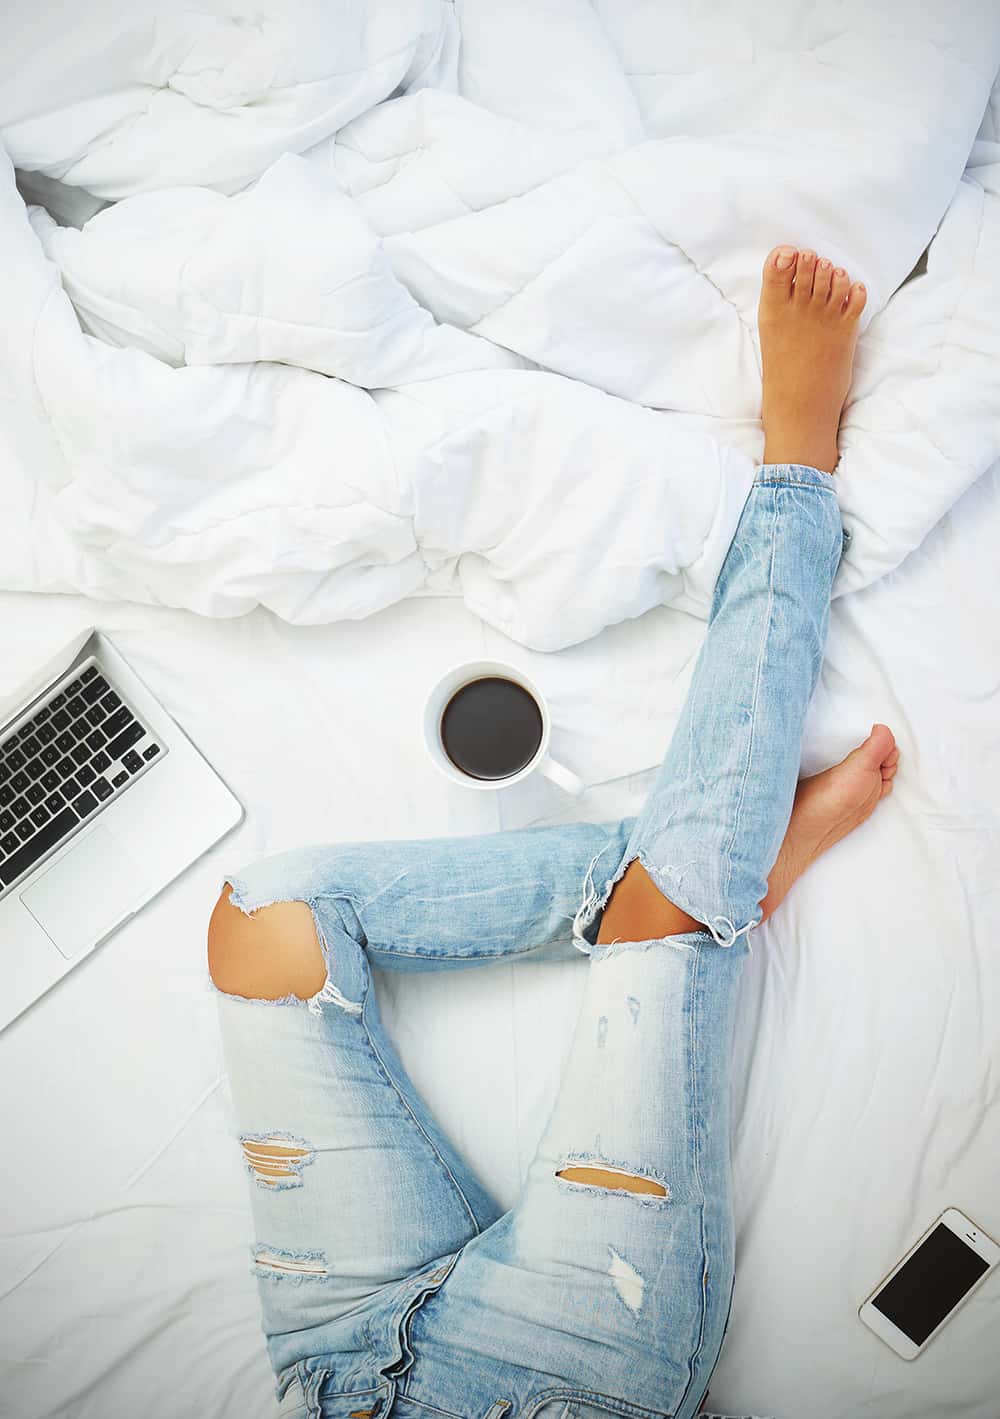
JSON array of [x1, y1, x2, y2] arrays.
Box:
[[538, 753, 585, 796]]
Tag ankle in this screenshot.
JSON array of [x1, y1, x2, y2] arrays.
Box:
[[762, 432, 839, 476]]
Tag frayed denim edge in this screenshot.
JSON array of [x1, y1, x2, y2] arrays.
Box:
[[571, 848, 757, 956], [209, 875, 364, 1017], [251, 1242, 329, 1285], [557, 1149, 672, 1206]]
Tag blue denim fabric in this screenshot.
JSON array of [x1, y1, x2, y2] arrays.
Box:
[[213, 464, 842, 1419]]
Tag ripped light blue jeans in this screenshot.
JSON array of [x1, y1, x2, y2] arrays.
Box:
[[213, 464, 844, 1419]]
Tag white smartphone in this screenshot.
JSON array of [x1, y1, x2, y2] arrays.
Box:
[[859, 1207, 1000, 1359]]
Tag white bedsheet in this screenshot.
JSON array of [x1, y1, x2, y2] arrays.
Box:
[[2, 4, 1000, 1417], [2, 462, 999, 1419], [1, 1, 1000, 648]]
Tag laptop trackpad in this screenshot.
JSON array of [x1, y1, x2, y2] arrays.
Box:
[[21, 825, 153, 960]]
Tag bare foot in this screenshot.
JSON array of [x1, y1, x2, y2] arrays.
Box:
[[760, 724, 898, 920], [758, 245, 867, 475]]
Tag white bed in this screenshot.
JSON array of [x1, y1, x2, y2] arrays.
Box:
[[1, 3, 999, 1417], [3, 465, 999, 1419]]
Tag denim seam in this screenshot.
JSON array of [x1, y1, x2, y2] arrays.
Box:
[[313, 1378, 391, 1401], [368, 939, 576, 965], [393, 1394, 464, 1418], [354, 985, 487, 1241], [754, 462, 837, 487], [719, 485, 776, 908], [676, 944, 711, 1417], [520, 1384, 675, 1418], [753, 480, 837, 494]]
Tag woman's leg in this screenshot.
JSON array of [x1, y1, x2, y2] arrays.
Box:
[[207, 816, 635, 1387], [396, 249, 892, 1418], [400, 459, 846, 1417]]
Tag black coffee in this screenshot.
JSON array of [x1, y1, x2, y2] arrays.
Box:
[[440, 676, 543, 781]]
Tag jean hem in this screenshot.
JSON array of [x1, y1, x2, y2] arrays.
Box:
[[754, 461, 838, 491]]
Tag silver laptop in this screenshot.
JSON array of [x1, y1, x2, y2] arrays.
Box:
[[0, 626, 243, 1031]]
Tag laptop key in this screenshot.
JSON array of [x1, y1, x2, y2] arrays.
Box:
[[107, 722, 143, 761], [49, 693, 66, 709], [111, 771, 129, 788], [51, 710, 71, 732], [0, 832, 19, 857], [29, 806, 49, 829], [85, 729, 106, 753], [7, 749, 25, 771], [66, 696, 85, 718], [41, 744, 60, 766], [15, 821, 34, 843], [26, 757, 47, 782], [92, 751, 111, 774], [62, 775, 80, 797], [35, 705, 51, 722], [71, 743, 90, 766], [82, 676, 109, 705], [86, 704, 106, 727], [72, 789, 98, 819], [44, 792, 64, 813], [122, 749, 144, 774], [55, 731, 75, 754], [102, 707, 132, 740], [11, 796, 28, 817], [142, 743, 161, 761], [20, 735, 40, 758], [101, 691, 121, 712], [41, 770, 60, 793], [56, 757, 77, 782], [11, 772, 28, 794], [0, 785, 11, 807], [36, 723, 56, 745], [76, 764, 96, 788], [0, 807, 80, 888], [26, 784, 44, 806], [81, 666, 99, 683], [0, 811, 12, 833], [92, 777, 113, 802]]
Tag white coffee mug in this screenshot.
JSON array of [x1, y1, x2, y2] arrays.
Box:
[[422, 659, 584, 795]]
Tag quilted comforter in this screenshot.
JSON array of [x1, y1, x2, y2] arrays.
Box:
[[1, 0, 999, 650]]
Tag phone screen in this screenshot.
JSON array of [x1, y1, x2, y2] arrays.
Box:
[[873, 1222, 989, 1345]]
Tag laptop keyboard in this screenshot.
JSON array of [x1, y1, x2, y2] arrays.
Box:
[[0, 659, 164, 897]]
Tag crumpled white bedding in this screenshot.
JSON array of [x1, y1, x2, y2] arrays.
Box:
[[1, 0, 999, 648], [2, 6, 1000, 1419], [2, 461, 999, 1419]]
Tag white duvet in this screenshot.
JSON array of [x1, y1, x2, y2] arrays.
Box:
[[1, 0, 999, 651]]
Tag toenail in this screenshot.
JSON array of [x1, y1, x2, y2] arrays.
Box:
[[819, 259, 830, 269], [802, 251, 815, 261], [774, 249, 795, 269], [835, 267, 846, 276]]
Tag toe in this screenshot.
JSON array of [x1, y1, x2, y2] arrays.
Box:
[[857, 723, 895, 770], [793, 249, 816, 302], [812, 257, 834, 302], [829, 267, 851, 310], [845, 280, 867, 321], [763, 245, 798, 295]]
